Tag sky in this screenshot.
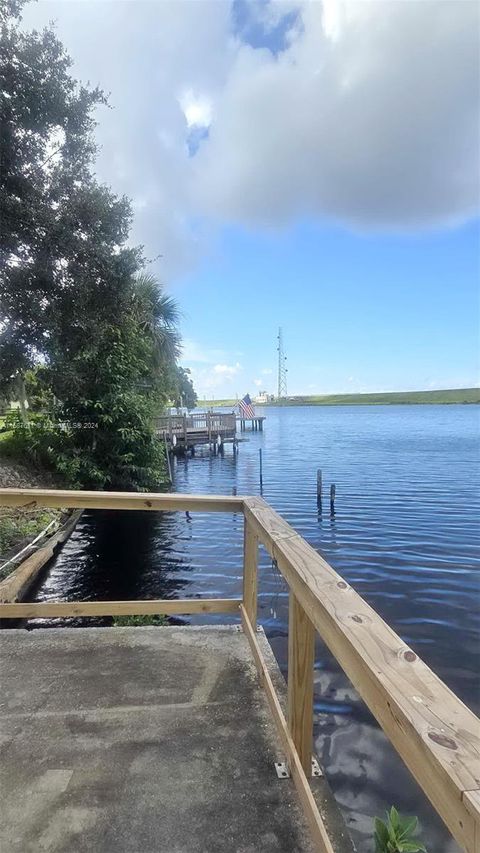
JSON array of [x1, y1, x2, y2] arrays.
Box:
[[21, 0, 480, 398]]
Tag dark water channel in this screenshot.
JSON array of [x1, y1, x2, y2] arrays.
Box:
[[30, 405, 480, 851]]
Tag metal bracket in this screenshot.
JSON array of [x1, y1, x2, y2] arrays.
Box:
[[275, 758, 323, 779], [275, 762, 290, 779]]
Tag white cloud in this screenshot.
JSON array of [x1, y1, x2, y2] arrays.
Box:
[[179, 90, 213, 129], [261, 368, 273, 375], [188, 362, 243, 395], [254, 378, 262, 387], [194, 1, 479, 230], [21, 0, 480, 281], [213, 362, 242, 376]]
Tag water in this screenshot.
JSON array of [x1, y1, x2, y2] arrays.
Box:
[[30, 405, 480, 851]]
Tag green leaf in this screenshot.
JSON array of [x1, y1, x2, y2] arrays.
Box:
[[397, 816, 418, 839], [389, 806, 400, 832], [374, 817, 390, 852]]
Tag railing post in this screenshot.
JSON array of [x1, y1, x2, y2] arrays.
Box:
[[243, 520, 258, 627], [288, 591, 315, 775]]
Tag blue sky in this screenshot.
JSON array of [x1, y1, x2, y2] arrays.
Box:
[[177, 220, 479, 398], [22, 0, 479, 398]]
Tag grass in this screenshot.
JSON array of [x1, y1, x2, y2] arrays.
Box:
[[0, 507, 62, 578], [112, 614, 168, 627], [0, 430, 20, 458], [200, 388, 480, 408]]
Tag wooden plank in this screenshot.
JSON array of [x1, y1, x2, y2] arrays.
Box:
[[0, 489, 244, 513], [463, 791, 480, 853], [242, 499, 480, 851], [243, 497, 298, 544], [288, 592, 315, 774], [240, 605, 335, 853], [243, 520, 258, 627], [0, 598, 241, 619]]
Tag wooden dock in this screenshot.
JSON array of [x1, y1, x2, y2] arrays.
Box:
[[238, 415, 265, 431], [154, 412, 237, 453], [1, 487, 479, 853]]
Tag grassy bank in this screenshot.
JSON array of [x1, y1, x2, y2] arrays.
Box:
[[0, 430, 64, 575], [200, 387, 480, 408]]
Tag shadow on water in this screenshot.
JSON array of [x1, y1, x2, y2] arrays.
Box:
[[26, 404, 480, 852]]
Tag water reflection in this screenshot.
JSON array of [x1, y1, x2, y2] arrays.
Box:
[[29, 405, 479, 851]]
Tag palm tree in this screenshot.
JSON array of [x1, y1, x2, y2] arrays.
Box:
[[132, 273, 181, 370]]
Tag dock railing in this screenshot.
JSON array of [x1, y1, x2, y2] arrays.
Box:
[[153, 411, 236, 438], [0, 489, 478, 853]]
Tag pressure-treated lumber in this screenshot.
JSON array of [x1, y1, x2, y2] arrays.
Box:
[[0, 598, 241, 619], [243, 520, 258, 627], [0, 488, 244, 513], [244, 496, 480, 852], [240, 605, 335, 853], [288, 591, 315, 774], [463, 791, 480, 853]]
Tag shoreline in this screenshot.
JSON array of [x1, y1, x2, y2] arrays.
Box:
[[199, 387, 480, 408]]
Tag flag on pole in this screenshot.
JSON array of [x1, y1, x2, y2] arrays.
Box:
[[238, 393, 255, 419]]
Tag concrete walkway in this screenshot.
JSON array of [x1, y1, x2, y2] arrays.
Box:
[[0, 625, 318, 853]]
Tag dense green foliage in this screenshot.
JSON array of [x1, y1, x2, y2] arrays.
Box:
[[173, 366, 197, 409], [0, 2, 194, 489], [374, 807, 426, 853]]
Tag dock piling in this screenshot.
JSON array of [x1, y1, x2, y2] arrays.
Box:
[[316, 469, 322, 507], [330, 484, 336, 514], [259, 448, 263, 489]]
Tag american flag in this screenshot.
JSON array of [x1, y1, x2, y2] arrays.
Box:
[[238, 393, 255, 419]]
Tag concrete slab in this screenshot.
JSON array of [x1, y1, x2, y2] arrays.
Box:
[[0, 625, 321, 853]]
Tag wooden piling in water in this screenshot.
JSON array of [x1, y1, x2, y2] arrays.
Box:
[[316, 470, 322, 506], [164, 432, 173, 484], [330, 484, 336, 513], [259, 448, 263, 488]]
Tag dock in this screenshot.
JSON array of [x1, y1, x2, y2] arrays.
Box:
[[238, 415, 265, 431], [0, 488, 479, 853], [154, 412, 237, 453]]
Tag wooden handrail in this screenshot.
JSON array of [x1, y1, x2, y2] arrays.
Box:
[[0, 488, 245, 513], [0, 598, 241, 618], [243, 497, 480, 852], [0, 487, 478, 851]]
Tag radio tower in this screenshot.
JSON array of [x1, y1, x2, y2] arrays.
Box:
[[277, 327, 288, 400]]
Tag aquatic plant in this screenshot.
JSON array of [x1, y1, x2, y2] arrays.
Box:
[[374, 807, 427, 852]]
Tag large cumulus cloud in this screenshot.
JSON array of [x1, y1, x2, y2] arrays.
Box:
[[21, 0, 479, 277], [194, 0, 479, 230]]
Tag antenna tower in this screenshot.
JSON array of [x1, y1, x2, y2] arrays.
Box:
[[277, 327, 288, 399]]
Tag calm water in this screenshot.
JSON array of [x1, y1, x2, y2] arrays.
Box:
[[31, 405, 480, 851]]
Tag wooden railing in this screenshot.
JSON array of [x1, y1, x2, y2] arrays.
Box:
[[0, 488, 478, 853], [153, 411, 236, 440]]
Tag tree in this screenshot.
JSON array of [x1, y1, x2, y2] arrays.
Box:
[[0, 2, 194, 490], [132, 273, 181, 375], [172, 366, 197, 409], [0, 1, 141, 399]]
